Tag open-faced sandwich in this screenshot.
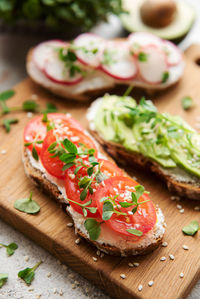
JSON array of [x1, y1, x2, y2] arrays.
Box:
[[26, 32, 184, 101], [23, 112, 165, 256], [88, 94, 200, 200]]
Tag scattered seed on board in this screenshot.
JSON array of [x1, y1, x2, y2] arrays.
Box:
[[161, 242, 168, 247], [176, 204, 182, 210], [179, 209, 184, 214], [148, 280, 154, 287], [75, 238, 81, 245], [138, 284, 143, 292], [53, 288, 57, 294], [96, 250, 100, 256], [27, 112, 33, 118], [93, 257, 97, 262], [133, 262, 139, 267], [169, 254, 175, 260], [24, 255, 29, 262], [67, 222, 73, 227], [128, 262, 134, 268], [28, 288, 34, 292], [180, 273, 184, 278], [1, 150, 7, 155], [160, 257, 166, 261], [47, 272, 52, 278], [72, 284, 76, 289], [182, 245, 189, 250], [59, 289, 64, 296], [120, 274, 126, 279], [194, 206, 200, 211], [31, 94, 38, 100], [171, 196, 180, 201]]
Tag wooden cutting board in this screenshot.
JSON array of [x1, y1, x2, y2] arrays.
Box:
[[0, 45, 200, 299]]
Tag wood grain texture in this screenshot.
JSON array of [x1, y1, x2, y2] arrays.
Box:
[[0, 45, 200, 299]]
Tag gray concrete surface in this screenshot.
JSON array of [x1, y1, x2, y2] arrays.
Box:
[[0, 1, 200, 298]]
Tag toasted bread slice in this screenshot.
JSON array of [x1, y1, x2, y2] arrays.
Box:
[[23, 147, 165, 257], [87, 100, 200, 200]]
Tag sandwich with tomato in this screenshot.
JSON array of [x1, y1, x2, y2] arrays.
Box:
[[23, 112, 165, 256]]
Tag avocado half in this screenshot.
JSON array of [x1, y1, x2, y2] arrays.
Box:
[[121, 0, 195, 41]]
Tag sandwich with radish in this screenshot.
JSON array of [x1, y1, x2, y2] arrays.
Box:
[[27, 32, 184, 101], [23, 112, 165, 256]]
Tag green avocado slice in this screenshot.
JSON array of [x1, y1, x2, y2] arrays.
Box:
[[121, 0, 195, 41]]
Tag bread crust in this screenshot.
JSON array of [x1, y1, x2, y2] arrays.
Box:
[[23, 148, 164, 256], [90, 130, 200, 200]]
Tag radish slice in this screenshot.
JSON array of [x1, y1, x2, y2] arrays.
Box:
[[128, 32, 162, 55], [44, 57, 83, 85], [33, 40, 67, 71], [137, 45, 169, 84], [100, 41, 137, 81], [162, 40, 182, 66], [74, 33, 104, 68]]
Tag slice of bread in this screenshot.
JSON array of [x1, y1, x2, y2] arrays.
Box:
[[23, 147, 165, 256], [87, 100, 200, 200]]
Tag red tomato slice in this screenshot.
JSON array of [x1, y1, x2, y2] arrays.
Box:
[[95, 176, 156, 240], [41, 127, 98, 179], [24, 113, 83, 156], [65, 159, 123, 217]]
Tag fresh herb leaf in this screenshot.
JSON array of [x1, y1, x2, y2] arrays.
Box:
[[84, 219, 101, 241], [80, 189, 87, 201], [42, 103, 58, 113], [0, 90, 15, 101], [62, 162, 75, 171], [62, 138, 77, 154], [181, 96, 193, 110], [0, 273, 8, 288], [162, 71, 169, 83], [32, 145, 39, 161], [74, 165, 82, 175], [102, 201, 114, 220], [2, 118, 18, 132], [126, 229, 143, 236], [22, 100, 38, 112], [118, 201, 133, 208], [0, 242, 18, 256], [18, 261, 42, 285], [14, 192, 40, 214], [138, 52, 148, 62], [42, 113, 48, 123], [182, 220, 199, 236]]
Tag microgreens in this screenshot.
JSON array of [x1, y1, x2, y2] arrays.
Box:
[[67, 198, 97, 217], [2, 118, 18, 133], [24, 132, 43, 161], [126, 229, 143, 236], [102, 49, 117, 66], [84, 218, 101, 241], [22, 100, 39, 112], [14, 192, 40, 214], [138, 52, 148, 62], [0, 89, 15, 114], [181, 96, 193, 111], [42, 102, 58, 113], [18, 261, 42, 285], [182, 220, 199, 236], [0, 242, 18, 256], [162, 71, 169, 83], [0, 273, 8, 288]]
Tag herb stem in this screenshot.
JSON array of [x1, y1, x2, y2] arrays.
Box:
[[32, 261, 42, 271], [123, 85, 134, 97]]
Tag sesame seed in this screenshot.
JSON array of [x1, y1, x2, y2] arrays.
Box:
[[176, 204, 182, 210], [138, 284, 143, 291], [1, 149, 7, 155], [66, 113, 71, 118], [180, 273, 184, 278], [68, 273, 75, 279], [35, 295, 41, 299], [74, 280, 80, 286], [128, 211, 133, 215], [179, 209, 184, 214], [96, 250, 100, 256], [148, 280, 154, 287], [24, 255, 29, 262], [161, 242, 168, 247], [27, 112, 33, 118], [194, 206, 200, 211], [171, 196, 180, 201], [47, 272, 51, 277], [160, 257, 166, 261], [92, 257, 97, 262], [128, 262, 134, 267], [133, 262, 139, 267], [31, 94, 38, 100], [120, 274, 126, 279], [72, 284, 76, 289], [75, 238, 81, 245], [182, 245, 189, 250], [59, 289, 64, 296], [53, 288, 57, 294], [67, 222, 73, 227], [69, 173, 75, 180], [169, 254, 175, 260], [28, 287, 34, 291]]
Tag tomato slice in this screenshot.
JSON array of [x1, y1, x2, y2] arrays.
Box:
[[24, 113, 83, 156], [95, 176, 156, 240], [65, 159, 123, 217], [41, 127, 98, 179]]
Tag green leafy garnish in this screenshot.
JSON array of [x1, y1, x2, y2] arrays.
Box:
[[181, 96, 193, 110], [162, 71, 169, 83], [0, 89, 15, 114], [22, 100, 39, 112], [18, 261, 42, 285], [138, 52, 148, 62], [84, 219, 101, 241], [14, 192, 40, 214], [42, 103, 58, 113], [0, 273, 8, 288], [126, 229, 143, 236], [2, 118, 18, 132], [102, 201, 114, 220], [182, 220, 199, 236], [0, 242, 18, 256]]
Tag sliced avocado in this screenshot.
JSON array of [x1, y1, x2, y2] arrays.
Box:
[[121, 0, 195, 41]]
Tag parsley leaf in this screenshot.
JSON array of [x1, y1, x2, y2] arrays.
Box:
[[14, 192, 40, 214], [42, 103, 58, 113], [84, 219, 101, 241], [126, 229, 143, 236], [181, 96, 193, 110], [0, 273, 8, 288], [182, 220, 199, 236], [22, 100, 38, 112], [62, 138, 77, 154], [2, 118, 18, 133], [102, 201, 114, 220], [0, 90, 15, 101], [138, 52, 148, 62], [18, 261, 42, 285], [0, 242, 18, 256], [162, 71, 169, 83]]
